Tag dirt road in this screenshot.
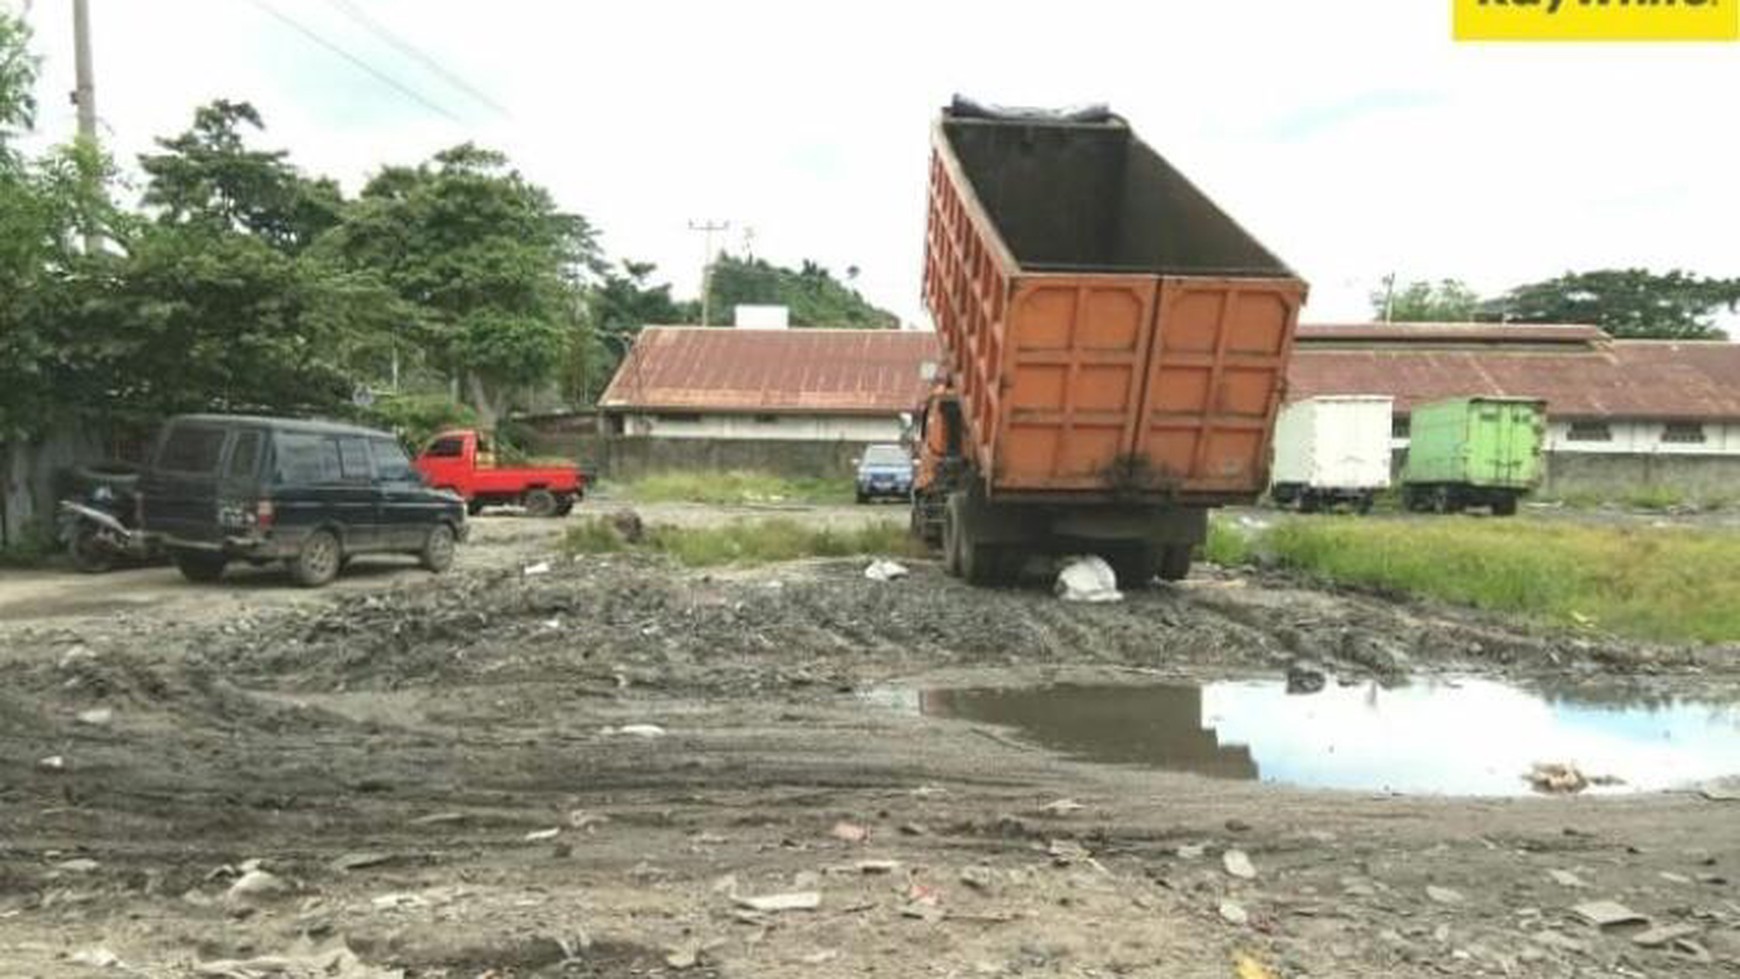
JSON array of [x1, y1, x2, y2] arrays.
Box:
[[0, 506, 1736, 977]]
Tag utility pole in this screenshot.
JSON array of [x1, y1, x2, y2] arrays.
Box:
[[71, 0, 100, 254], [72, 0, 96, 143], [688, 219, 730, 327], [1380, 272, 1397, 323]]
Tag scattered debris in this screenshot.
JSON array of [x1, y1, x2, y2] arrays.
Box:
[[603, 723, 666, 739], [959, 866, 994, 893], [735, 891, 821, 913], [1571, 899, 1648, 928], [855, 860, 899, 875], [1222, 849, 1257, 880], [76, 707, 114, 726], [1427, 885, 1465, 905], [864, 559, 909, 582], [1698, 776, 1740, 802], [36, 755, 66, 774], [54, 858, 101, 874], [1218, 900, 1250, 926], [330, 852, 395, 872], [193, 940, 400, 978], [664, 943, 702, 970], [1233, 952, 1276, 979], [69, 948, 121, 969], [1530, 930, 1588, 954], [1041, 798, 1085, 815], [521, 560, 552, 576], [225, 869, 292, 904], [1055, 556, 1123, 603], [523, 828, 561, 842], [830, 821, 869, 844], [610, 509, 646, 544], [1547, 869, 1589, 889], [1631, 923, 1700, 948], [1285, 660, 1327, 695], [1526, 762, 1609, 795]]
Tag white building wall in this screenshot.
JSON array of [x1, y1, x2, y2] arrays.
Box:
[[621, 412, 904, 442], [1545, 420, 1740, 455]]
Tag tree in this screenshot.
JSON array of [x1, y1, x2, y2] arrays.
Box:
[[139, 99, 344, 254], [570, 260, 694, 403], [1371, 278, 1480, 322], [0, 11, 35, 162], [1492, 269, 1739, 339], [329, 144, 602, 425], [706, 253, 898, 329]]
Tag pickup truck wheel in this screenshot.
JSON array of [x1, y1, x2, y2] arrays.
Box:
[[552, 494, 575, 517], [523, 489, 558, 518], [173, 549, 226, 583], [290, 530, 342, 588], [466, 499, 485, 517], [419, 523, 457, 572]]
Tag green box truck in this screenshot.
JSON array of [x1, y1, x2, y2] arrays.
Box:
[[1401, 397, 1545, 517]]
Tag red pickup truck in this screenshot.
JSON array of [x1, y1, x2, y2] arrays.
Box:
[[414, 428, 585, 517]]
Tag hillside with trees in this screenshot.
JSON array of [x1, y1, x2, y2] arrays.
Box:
[[705, 253, 899, 329]]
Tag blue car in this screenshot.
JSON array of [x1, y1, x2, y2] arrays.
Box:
[[855, 444, 914, 503]]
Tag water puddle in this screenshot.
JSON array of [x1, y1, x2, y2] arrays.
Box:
[[870, 678, 1740, 796]]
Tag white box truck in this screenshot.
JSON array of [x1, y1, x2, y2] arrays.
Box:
[[1269, 396, 1395, 513]]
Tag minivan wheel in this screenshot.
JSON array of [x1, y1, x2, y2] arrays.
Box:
[[523, 489, 558, 517], [420, 523, 456, 572], [290, 530, 342, 588], [173, 549, 227, 583]]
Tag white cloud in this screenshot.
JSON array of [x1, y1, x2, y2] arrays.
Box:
[[15, 0, 1738, 323]]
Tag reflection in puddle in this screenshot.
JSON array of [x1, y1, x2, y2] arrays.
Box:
[[882, 679, 1740, 796]]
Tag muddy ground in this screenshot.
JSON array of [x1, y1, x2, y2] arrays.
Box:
[[1, 506, 1737, 978]]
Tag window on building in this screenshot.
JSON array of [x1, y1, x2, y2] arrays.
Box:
[[1661, 422, 1706, 444], [1566, 422, 1612, 442], [1391, 416, 1410, 440], [656, 413, 702, 423]]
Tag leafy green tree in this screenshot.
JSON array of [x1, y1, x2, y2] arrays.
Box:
[[139, 99, 344, 254], [706, 253, 898, 328], [0, 11, 35, 161], [1371, 278, 1480, 322], [564, 260, 694, 402], [1492, 269, 1739, 339], [329, 144, 602, 425]]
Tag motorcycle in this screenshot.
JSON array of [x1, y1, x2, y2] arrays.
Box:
[[57, 467, 160, 573]]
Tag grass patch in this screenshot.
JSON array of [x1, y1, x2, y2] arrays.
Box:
[[1217, 516, 1740, 643], [1202, 517, 1255, 567], [619, 471, 855, 506], [563, 516, 924, 568]]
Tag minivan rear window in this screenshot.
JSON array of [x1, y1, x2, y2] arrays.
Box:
[[156, 425, 227, 474], [226, 431, 263, 479], [274, 433, 342, 484]]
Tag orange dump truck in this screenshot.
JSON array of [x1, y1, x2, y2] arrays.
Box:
[[913, 99, 1307, 585]]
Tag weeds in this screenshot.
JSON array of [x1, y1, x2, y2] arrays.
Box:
[[620, 471, 855, 506], [563, 516, 923, 568], [1212, 515, 1740, 643]]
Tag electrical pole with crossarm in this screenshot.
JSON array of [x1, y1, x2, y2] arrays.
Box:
[[688, 219, 730, 326]]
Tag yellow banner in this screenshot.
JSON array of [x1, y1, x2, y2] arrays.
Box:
[[1454, 0, 1740, 41]]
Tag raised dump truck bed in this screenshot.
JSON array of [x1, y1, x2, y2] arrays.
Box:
[[915, 99, 1307, 584]]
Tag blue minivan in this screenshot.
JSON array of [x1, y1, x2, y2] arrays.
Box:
[[140, 415, 468, 587]]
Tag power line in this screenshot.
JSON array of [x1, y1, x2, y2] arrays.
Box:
[[322, 0, 510, 118], [246, 0, 464, 124]]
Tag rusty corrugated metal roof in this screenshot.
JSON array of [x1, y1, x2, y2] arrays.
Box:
[[1289, 341, 1740, 420], [598, 327, 942, 414], [1298, 323, 1609, 345]]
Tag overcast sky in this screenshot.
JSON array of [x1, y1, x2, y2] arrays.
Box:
[[11, 0, 1739, 326]]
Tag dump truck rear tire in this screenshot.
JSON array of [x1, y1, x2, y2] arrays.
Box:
[[1492, 495, 1518, 517], [1157, 544, 1193, 582], [1107, 544, 1157, 590]]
